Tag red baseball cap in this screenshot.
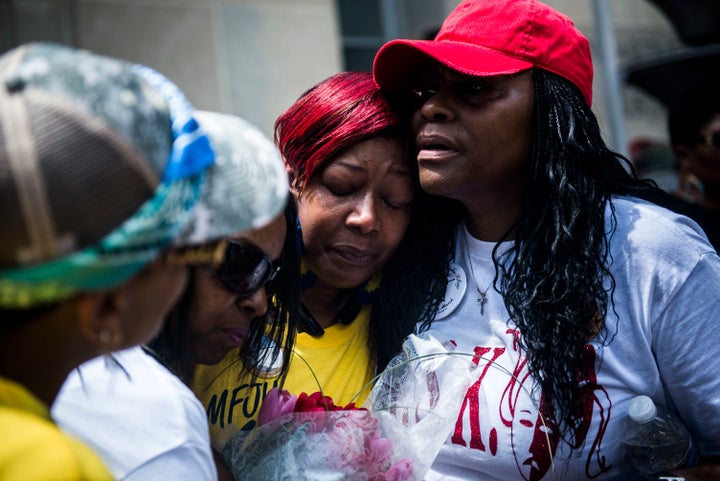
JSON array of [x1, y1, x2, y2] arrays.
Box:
[[373, 0, 593, 106]]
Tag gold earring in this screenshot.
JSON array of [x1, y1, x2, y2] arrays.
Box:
[[99, 330, 112, 346], [681, 173, 705, 204], [98, 330, 124, 351]]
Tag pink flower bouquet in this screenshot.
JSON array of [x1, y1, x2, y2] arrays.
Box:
[[222, 334, 476, 481]]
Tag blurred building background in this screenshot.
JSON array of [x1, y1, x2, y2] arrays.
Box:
[[0, 0, 703, 172]]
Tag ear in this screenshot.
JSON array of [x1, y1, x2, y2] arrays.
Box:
[[673, 145, 693, 173], [75, 291, 126, 353], [284, 162, 302, 197]]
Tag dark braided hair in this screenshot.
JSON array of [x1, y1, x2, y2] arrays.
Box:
[[147, 269, 197, 385], [241, 198, 300, 386], [495, 68, 689, 444]]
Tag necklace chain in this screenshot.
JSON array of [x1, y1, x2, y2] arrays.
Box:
[[462, 230, 492, 316]]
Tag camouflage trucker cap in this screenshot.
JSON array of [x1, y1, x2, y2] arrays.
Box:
[[0, 43, 288, 308]]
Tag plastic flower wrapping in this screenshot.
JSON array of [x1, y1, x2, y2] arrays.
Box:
[[221, 334, 477, 480]]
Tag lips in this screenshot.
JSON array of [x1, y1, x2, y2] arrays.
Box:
[[222, 328, 248, 346], [416, 132, 460, 161], [332, 245, 374, 266]]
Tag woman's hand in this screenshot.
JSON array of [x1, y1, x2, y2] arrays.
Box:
[[665, 459, 720, 481], [213, 447, 234, 481]]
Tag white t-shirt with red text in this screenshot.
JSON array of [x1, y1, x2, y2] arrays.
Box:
[[424, 196, 720, 480]]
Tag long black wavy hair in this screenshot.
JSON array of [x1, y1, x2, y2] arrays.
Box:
[[242, 198, 301, 385], [492, 68, 691, 444]]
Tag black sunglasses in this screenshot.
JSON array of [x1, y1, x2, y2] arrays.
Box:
[[165, 239, 280, 298], [697, 131, 720, 149]]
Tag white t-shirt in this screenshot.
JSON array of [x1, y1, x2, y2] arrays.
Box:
[[52, 346, 218, 481], [423, 196, 720, 480]]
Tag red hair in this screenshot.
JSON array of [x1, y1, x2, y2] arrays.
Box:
[[274, 71, 407, 189]]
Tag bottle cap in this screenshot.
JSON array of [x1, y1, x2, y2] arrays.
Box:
[[628, 395, 658, 423]]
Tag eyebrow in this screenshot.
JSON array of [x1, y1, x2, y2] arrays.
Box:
[[332, 159, 414, 180], [332, 160, 364, 172]]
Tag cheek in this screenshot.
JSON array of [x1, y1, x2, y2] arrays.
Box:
[[146, 267, 188, 325], [125, 265, 188, 346], [188, 276, 231, 335], [695, 152, 720, 171], [377, 211, 412, 260], [411, 110, 424, 136], [508, 93, 534, 156], [297, 198, 335, 249], [162, 266, 190, 306]]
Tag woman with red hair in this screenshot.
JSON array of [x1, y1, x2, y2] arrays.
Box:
[[192, 71, 456, 459]]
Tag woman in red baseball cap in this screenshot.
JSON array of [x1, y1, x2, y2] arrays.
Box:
[[374, 0, 720, 479]]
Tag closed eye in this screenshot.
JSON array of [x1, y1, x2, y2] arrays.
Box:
[[382, 194, 413, 210], [327, 187, 354, 198]]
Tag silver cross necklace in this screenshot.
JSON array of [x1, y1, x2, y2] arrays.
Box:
[[462, 229, 492, 316]]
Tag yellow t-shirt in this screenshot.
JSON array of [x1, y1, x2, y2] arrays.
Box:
[[192, 305, 375, 451], [0, 376, 114, 481]]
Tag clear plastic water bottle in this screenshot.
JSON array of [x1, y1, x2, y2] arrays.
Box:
[[623, 395, 697, 473]]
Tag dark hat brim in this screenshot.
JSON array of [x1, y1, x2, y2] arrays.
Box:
[[624, 44, 720, 108]]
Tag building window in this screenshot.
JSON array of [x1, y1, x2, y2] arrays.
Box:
[[336, 0, 448, 72], [1, 0, 75, 53], [337, 0, 403, 72]]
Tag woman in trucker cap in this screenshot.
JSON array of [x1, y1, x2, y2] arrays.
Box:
[[373, 0, 720, 479], [54, 110, 292, 481], [0, 43, 287, 480]]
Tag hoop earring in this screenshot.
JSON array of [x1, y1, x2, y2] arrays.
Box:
[[99, 330, 112, 346], [681, 173, 705, 204]]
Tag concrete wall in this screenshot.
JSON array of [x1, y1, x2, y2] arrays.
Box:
[[2, 0, 683, 149], [541, 1, 680, 152], [32, 0, 345, 136]]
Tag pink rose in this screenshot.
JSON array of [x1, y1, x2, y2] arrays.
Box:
[[367, 437, 393, 469], [384, 458, 413, 481], [331, 409, 377, 439], [258, 387, 297, 425]]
